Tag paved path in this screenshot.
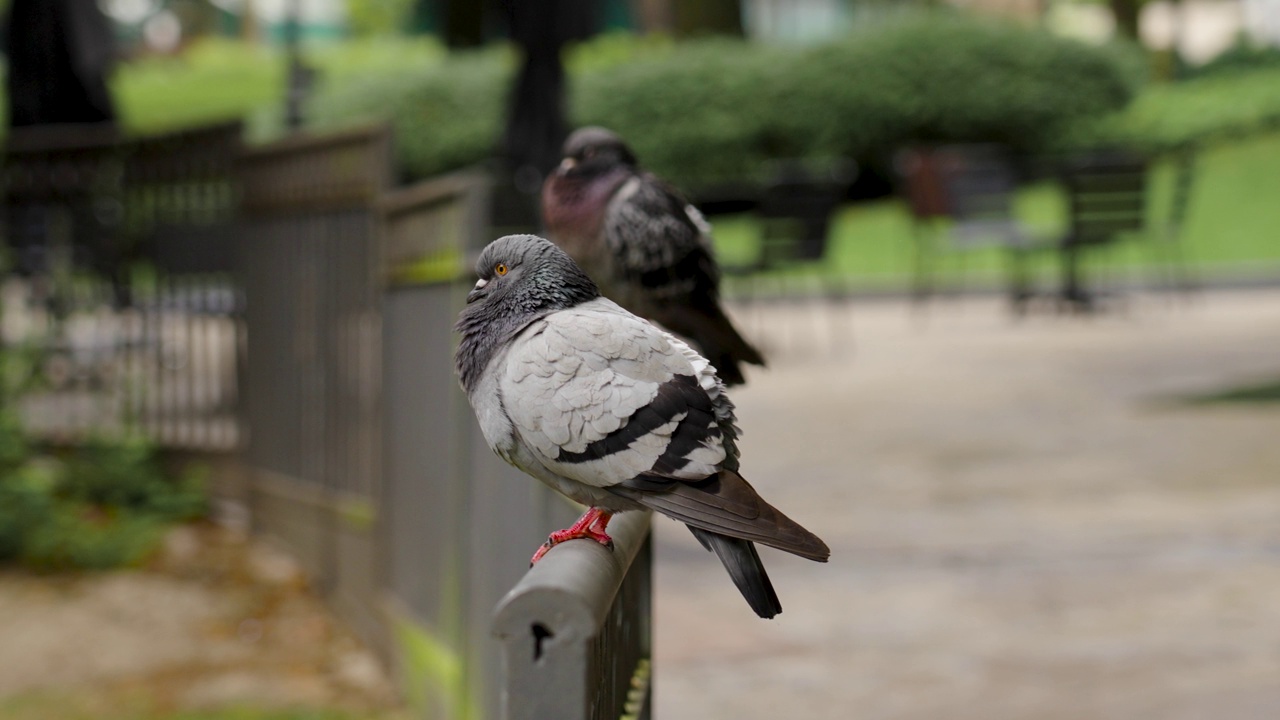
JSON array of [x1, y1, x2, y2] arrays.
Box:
[[653, 290, 1280, 720]]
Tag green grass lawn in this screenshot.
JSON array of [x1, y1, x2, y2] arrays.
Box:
[[713, 131, 1280, 294], [111, 37, 446, 138]]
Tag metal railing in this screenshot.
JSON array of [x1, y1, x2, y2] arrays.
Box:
[[238, 124, 657, 718], [3, 118, 662, 718], [493, 510, 653, 720], [1, 121, 244, 449]]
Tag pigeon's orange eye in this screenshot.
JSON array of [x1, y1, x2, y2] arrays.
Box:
[[494, 263, 508, 276]]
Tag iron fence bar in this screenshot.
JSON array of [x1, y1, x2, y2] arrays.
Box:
[[493, 510, 653, 720]]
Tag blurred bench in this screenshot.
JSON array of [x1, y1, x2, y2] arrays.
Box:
[[896, 144, 1041, 308], [1053, 149, 1150, 310], [1040, 147, 1196, 311], [898, 144, 1197, 313]]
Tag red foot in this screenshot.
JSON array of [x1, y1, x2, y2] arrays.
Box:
[[530, 507, 614, 565]]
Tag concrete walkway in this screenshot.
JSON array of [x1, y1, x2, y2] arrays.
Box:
[[653, 290, 1280, 720]]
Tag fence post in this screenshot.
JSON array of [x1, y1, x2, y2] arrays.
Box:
[[493, 510, 653, 720]]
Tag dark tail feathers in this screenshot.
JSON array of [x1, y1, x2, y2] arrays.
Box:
[[688, 526, 782, 619], [652, 298, 765, 387]]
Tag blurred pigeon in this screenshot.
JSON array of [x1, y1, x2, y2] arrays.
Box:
[[455, 235, 828, 618], [541, 127, 765, 386]]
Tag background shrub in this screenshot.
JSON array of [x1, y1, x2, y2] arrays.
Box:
[[0, 427, 206, 569], [572, 38, 791, 189], [20, 503, 166, 571], [60, 435, 206, 520], [311, 46, 512, 181], [309, 14, 1143, 189], [1066, 66, 1280, 152], [1182, 40, 1280, 79], [0, 464, 56, 561], [781, 17, 1144, 157]]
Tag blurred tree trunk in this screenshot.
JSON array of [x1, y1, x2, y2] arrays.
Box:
[[497, 0, 596, 230], [633, 0, 673, 33], [414, 0, 485, 46], [1109, 0, 1141, 40], [4, 0, 117, 128], [673, 0, 743, 37], [503, 0, 595, 177], [242, 0, 260, 43], [502, 44, 566, 181]]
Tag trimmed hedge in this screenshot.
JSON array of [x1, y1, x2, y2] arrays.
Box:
[[311, 14, 1144, 188], [313, 46, 513, 180], [572, 38, 792, 189], [1183, 40, 1280, 80], [1067, 66, 1280, 152]]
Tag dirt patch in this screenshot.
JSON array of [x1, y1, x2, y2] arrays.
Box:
[[0, 523, 404, 718]]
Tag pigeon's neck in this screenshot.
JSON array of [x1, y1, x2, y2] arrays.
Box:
[[543, 166, 632, 239], [456, 288, 595, 395], [455, 306, 542, 395]]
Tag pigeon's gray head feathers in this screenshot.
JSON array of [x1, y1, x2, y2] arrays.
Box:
[[455, 235, 599, 393], [559, 126, 637, 174]]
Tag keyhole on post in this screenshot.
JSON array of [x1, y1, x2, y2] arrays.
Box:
[[532, 623, 553, 662]]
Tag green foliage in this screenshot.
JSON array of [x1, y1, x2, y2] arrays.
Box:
[[345, 0, 416, 36], [573, 39, 791, 189], [574, 16, 1142, 189], [113, 39, 285, 134], [0, 427, 207, 569], [1067, 66, 1280, 152], [0, 463, 56, 560], [0, 405, 32, 473], [306, 14, 1142, 188], [793, 17, 1144, 154], [36, 17, 1144, 188], [109, 36, 446, 139], [60, 435, 207, 520], [310, 45, 514, 179], [1184, 40, 1280, 79], [20, 503, 165, 571], [563, 31, 677, 75]]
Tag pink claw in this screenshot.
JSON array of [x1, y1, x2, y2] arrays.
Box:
[[530, 507, 615, 565]]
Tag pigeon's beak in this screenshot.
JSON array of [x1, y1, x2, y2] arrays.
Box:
[[466, 278, 488, 304], [558, 157, 576, 173]]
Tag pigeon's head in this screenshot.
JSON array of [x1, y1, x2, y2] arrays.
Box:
[[465, 234, 599, 313], [456, 235, 600, 391], [557, 126, 637, 177]]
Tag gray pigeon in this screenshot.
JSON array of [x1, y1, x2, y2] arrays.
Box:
[[455, 234, 828, 619], [541, 126, 765, 386]]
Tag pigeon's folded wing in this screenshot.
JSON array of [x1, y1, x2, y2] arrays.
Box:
[[500, 298, 732, 489], [610, 471, 830, 562], [603, 176, 765, 386], [604, 176, 718, 297]]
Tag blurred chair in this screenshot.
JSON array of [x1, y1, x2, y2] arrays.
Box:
[[732, 158, 856, 353], [1150, 145, 1199, 298], [755, 159, 856, 273], [1053, 146, 1200, 311], [896, 144, 1039, 310], [1053, 149, 1150, 310]]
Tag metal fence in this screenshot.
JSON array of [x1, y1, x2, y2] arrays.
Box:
[[1, 121, 243, 449], [493, 511, 653, 720], [4, 119, 657, 719], [238, 124, 648, 719]]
